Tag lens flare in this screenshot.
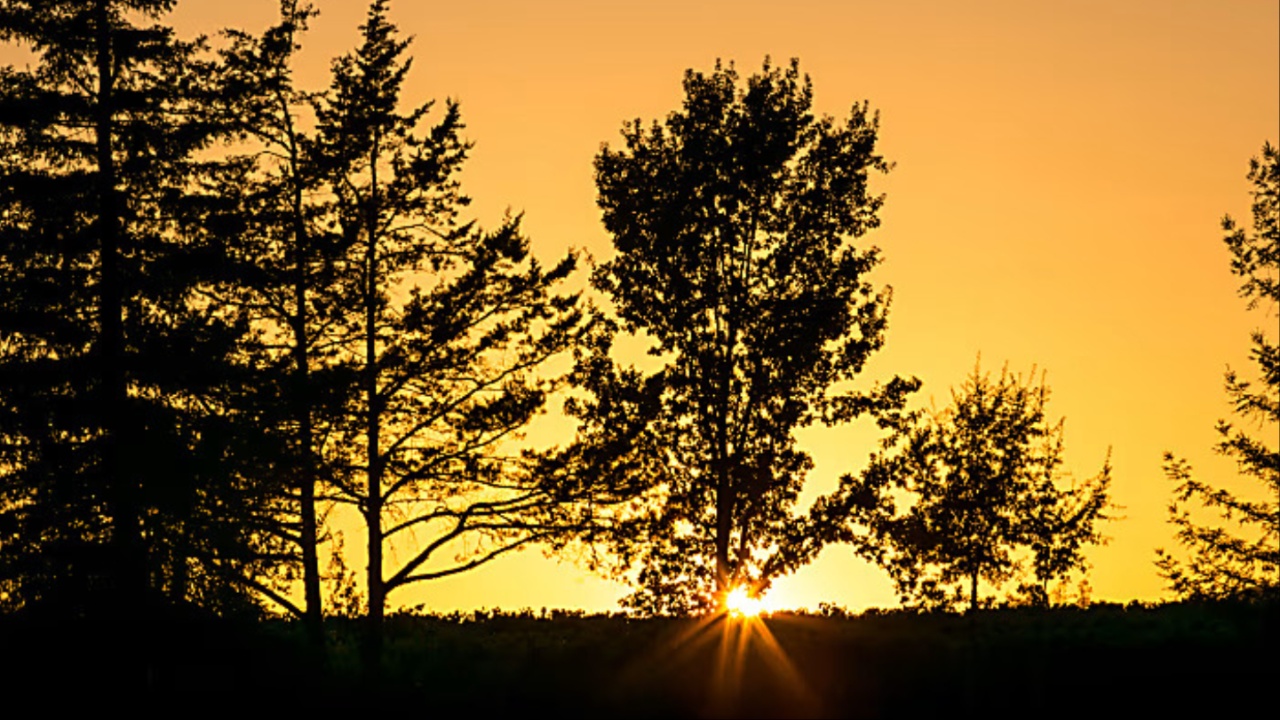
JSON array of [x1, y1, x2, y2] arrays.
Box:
[[725, 586, 766, 618]]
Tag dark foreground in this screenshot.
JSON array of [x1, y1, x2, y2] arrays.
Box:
[[2, 599, 1275, 717]]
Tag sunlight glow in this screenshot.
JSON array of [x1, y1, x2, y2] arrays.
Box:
[[725, 586, 767, 618]]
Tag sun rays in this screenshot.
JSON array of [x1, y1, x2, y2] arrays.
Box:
[[608, 586, 820, 716]]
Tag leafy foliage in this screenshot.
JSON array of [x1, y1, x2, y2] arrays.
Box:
[[1156, 141, 1279, 598], [845, 362, 1112, 611], [584, 58, 917, 615]]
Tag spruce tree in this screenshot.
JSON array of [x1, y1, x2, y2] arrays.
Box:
[[0, 0, 272, 616]]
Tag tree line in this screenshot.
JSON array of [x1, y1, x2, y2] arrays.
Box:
[[0, 0, 1274, 676]]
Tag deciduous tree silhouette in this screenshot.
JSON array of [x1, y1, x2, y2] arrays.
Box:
[[1155, 141, 1279, 598], [586, 58, 917, 615], [845, 362, 1112, 611], [0, 0, 277, 616], [312, 0, 590, 673]]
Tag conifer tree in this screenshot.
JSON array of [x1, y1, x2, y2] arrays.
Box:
[[313, 0, 590, 671], [1156, 142, 1279, 598], [199, 0, 345, 642], [0, 0, 272, 615]]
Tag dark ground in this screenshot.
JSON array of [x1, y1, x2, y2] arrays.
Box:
[[2, 599, 1275, 717]]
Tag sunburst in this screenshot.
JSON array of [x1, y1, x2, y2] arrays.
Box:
[[724, 586, 767, 618], [614, 586, 820, 716]]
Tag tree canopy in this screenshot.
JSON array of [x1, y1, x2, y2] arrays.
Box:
[[844, 362, 1112, 611], [584, 58, 917, 615]]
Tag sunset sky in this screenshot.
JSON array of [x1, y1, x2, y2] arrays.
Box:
[[7, 0, 1277, 612]]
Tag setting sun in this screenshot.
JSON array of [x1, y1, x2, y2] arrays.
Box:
[[725, 587, 768, 618]]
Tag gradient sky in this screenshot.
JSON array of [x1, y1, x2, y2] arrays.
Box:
[[7, 0, 1278, 612]]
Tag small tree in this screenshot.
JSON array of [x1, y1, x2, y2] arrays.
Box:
[[1155, 141, 1279, 599], [847, 362, 1112, 611], [586, 57, 917, 615]]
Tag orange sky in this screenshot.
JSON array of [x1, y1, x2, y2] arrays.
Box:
[[6, 0, 1278, 612]]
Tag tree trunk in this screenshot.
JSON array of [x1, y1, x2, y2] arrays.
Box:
[[715, 465, 731, 601], [970, 565, 979, 614], [713, 291, 737, 606], [361, 138, 384, 679], [296, 376, 322, 644], [95, 1, 150, 694], [94, 0, 144, 610], [291, 172, 323, 649], [361, 297, 385, 677], [363, 501, 384, 679], [298, 422, 322, 643]]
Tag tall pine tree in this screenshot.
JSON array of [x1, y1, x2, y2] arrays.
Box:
[[0, 0, 272, 616]]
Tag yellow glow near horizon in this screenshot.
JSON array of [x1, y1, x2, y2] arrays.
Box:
[[4, 0, 1269, 616], [157, 0, 1280, 616]]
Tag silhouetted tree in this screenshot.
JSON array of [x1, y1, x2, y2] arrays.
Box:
[[846, 362, 1112, 611], [586, 58, 917, 615], [313, 0, 590, 672], [196, 0, 349, 643], [1155, 141, 1279, 598], [0, 0, 276, 615]]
